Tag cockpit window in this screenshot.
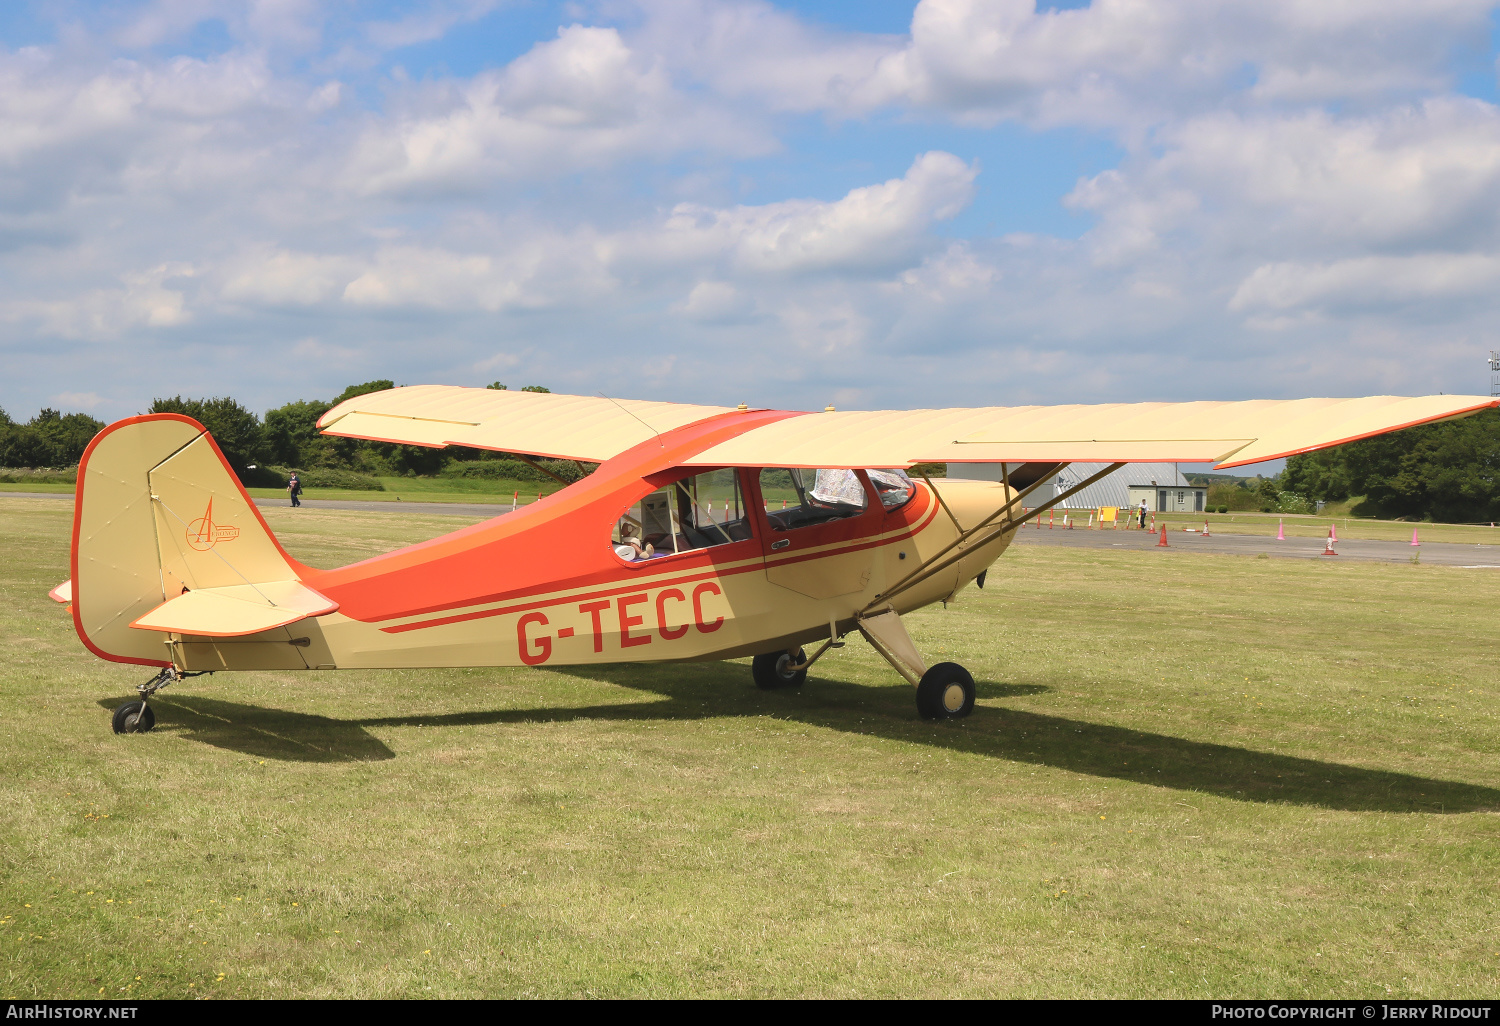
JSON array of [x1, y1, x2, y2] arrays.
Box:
[[869, 468, 916, 511], [612, 469, 751, 562], [760, 468, 868, 530]]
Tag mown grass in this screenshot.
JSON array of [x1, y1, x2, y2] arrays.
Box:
[[2, 495, 1499, 998]]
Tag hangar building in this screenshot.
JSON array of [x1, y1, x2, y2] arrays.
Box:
[[946, 462, 1208, 513]]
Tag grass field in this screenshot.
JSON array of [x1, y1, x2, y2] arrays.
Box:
[[3, 495, 1499, 998]]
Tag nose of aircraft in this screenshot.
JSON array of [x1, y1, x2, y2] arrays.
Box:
[[928, 476, 1013, 534]]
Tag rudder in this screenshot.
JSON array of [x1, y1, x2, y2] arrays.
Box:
[[72, 414, 312, 666]]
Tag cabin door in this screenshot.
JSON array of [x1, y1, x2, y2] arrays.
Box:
[[754, 468, 881, 600]]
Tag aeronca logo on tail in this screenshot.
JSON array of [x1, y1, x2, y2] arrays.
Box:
[[186, 497, 240, 551]]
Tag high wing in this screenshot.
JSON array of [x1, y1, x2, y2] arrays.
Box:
[[687, 396, 1499, 469], [318, 385, 734, 463], [317, 386, 1496, 469]]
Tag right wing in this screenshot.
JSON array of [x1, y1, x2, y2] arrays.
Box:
[[681, 395, 1497, 469]]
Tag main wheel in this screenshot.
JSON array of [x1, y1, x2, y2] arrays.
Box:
[[752, 649, 807, 690], [916, 663, 975, 720], [111, 700, 155, 734]]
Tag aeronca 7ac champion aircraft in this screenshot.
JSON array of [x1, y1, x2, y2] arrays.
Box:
[[52, 386, 1499, 733]]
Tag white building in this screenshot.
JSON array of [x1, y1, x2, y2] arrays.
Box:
[[947, 462, 1207, 512]]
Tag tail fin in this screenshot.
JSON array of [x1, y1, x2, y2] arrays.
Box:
[[72, 414, 333, 666]]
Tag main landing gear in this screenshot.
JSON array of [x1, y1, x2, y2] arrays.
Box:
[[752, 611, 977, 720], [752, 648, 808, 689], [111, 666, 211, 734], [915, 662, 975, 721]]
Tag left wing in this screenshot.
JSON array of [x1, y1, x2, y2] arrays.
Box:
[[318, 385, 734, 463]]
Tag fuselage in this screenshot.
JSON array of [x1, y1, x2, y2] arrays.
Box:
[[168, 408, 1015, 672]]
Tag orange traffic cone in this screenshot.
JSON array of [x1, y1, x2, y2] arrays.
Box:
[[1276, 519, 1285, 541], [1157, 524, 1169, 547], [1202, 519, 1211, 537], [1411, 527, 1420, 546], [1321, 526, 1337, 556], [1330, 522, 1338, 542]]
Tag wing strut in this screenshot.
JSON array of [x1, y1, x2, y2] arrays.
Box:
[[863, 462, 1126, 615]]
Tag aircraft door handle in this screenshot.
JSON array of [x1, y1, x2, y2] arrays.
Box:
[[771, 539, 790, 550]]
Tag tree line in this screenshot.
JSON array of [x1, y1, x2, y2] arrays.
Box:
[[0, 379, 564, 486], [1280, 407, 1500, 522]]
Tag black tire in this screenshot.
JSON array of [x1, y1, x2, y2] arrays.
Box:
[[916, 663, 975, 720], [752, 649, 807, 690], [111, 701, 155, 734]]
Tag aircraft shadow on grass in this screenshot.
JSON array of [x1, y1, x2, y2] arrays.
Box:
[[101, 664, 1500, 815]]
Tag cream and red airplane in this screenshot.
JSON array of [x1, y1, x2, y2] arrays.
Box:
[[52, 386, 1496, 733]]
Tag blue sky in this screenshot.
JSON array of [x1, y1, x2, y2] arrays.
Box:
[[3, 0, 1500, 448]]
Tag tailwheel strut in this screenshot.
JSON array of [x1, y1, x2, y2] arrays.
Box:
[[111, 667, 211, 735]]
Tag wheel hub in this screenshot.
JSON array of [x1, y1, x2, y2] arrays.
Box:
[[942, 683, 965, 712]]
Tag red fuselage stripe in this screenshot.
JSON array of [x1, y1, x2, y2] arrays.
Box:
[[378, 499, 943, 634]]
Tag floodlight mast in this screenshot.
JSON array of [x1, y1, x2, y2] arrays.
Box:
[[1490, 351, 1500, 398]]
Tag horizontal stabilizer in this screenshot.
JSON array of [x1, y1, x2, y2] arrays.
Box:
[[49, 580, 72, 604], [130, 581, 337, 638]]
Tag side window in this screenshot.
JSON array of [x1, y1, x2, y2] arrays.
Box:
[[612, 469, 751, 562], [759, 468, 868, 531], [868, 468, 916, 511]]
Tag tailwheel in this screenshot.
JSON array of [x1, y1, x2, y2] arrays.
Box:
[[752, 649, 807, 690], [916, 662, 975, 720], [111, 700, 156, 734]]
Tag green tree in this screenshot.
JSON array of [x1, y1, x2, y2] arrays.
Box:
[[1281, 448, 1354, 503], [1282, 409, 1500, 521], [262, 399, 333, 468], [148, 396, 265, 481], [520, 385, 550, 393], [0, 409, 105, 468], [1254, 475, 1281, 509], [486, 382, 507, 390], [332, 380, 396, 405]]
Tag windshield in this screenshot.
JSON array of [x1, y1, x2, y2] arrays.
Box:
[[760, 468, 867, 530]]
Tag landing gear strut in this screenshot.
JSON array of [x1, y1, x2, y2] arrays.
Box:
[[111, 666, 211, 735], [856, 609, 975, 720]]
